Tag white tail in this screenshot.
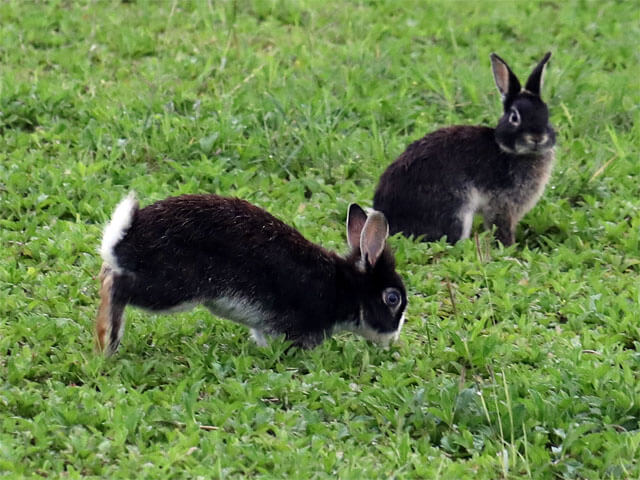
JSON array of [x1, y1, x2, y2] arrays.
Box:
[[99, 192, 137, 273]]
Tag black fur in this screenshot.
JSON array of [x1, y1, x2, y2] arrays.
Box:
[[99, 195, 407, 352], [373, 52, 556, 245]]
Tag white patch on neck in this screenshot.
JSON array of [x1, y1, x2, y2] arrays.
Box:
[[497, 141, 517, 154], [515, 144, 540, 155], [341, 306, 404, 347], [357, 326, 400, 347], [100, 192, 137, 273]]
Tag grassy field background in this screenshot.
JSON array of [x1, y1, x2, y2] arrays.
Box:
[[1, 0, 638, 478]]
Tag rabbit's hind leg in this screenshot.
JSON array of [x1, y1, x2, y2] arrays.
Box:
[[95, 264, 127, 355]]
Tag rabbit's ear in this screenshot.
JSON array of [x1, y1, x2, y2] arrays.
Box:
[[360, 211, 389, 268], [524, 52, 552, 96], [347, 203, 368, 249], [490, 53, 521, 100]]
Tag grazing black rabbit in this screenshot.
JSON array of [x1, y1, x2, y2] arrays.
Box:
[[95, 193, 407, 355], [373, 52, 556, 245]]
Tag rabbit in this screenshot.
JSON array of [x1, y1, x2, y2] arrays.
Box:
[[373, 52, 556, 246], [95, 193, 407, 355]]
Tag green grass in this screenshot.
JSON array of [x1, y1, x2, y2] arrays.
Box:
[[1, 0, 639, 478]]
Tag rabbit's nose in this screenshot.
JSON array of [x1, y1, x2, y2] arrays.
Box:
[[536, 133, 549, 144], [524, 133, 548, 145]]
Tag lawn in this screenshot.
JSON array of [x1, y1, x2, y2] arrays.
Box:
[[1, 0, 638, 478]]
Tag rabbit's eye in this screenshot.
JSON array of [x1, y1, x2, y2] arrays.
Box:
[[509, 108, 521, 126], [383, 288, 401, 308]]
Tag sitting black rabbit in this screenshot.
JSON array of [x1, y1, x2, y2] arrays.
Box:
[[96, 193, 407, 355], [373, 52, 556, 245]]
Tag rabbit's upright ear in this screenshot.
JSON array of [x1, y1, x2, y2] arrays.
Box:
[[347, 203, 368, 249], [490, 53, 521, 101], [360, 211, 389, 268], [524, 52, 552, 96]]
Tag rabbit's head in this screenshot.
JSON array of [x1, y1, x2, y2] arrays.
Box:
[[345, 204, 407, 346], [491, 52, 556, 155]]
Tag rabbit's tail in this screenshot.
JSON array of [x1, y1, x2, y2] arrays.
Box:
[[100, 192, 137, 273]]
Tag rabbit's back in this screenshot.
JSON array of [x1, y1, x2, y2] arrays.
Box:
[[376, 126, 501, 192], [111, 195, 337, 314], [123, 195, 311, 250]]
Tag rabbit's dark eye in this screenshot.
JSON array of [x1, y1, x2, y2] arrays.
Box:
[[508, 108, 521, 126], [383, 288, 401, 308]]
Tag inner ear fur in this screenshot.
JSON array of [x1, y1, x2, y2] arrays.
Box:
[[347, 203, 368, 250], [360, 211, 389, 268], [524, 51, 552, 96], [490, 53, 521, 100]]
